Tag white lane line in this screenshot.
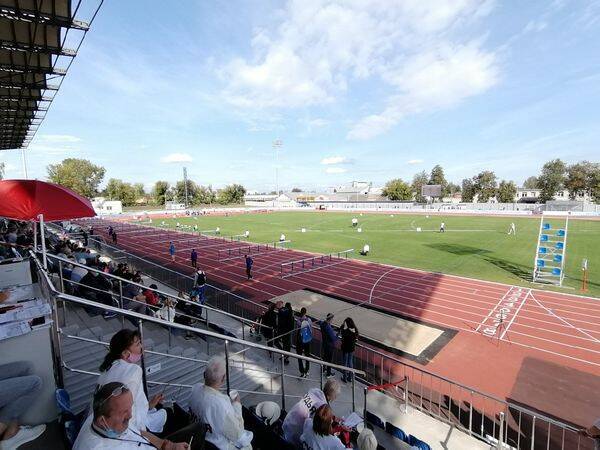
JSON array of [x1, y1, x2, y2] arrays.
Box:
[[475, 286, 514, 332], [500, 289, 530, 340]]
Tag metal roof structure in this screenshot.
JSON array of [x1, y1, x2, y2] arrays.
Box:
[[0, 0, 102, 151]]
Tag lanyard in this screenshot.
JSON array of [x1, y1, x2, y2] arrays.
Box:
[[91, 424, 155, 448]]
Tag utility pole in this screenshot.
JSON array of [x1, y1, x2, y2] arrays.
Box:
[[273, 139, 283, 195], [183, 167, 189, 208]]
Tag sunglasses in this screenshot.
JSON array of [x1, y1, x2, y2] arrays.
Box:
[[95, 383, 130, 408]]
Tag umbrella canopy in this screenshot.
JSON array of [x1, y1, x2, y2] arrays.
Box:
[[0, 179, 96, 221]]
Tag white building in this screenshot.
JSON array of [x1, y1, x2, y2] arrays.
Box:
[[91, 197, 123, 215], [515, 188, 590, 203]]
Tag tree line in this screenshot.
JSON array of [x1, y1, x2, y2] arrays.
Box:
[[46, 158, 246, 206], [382, 159, 600, 203]]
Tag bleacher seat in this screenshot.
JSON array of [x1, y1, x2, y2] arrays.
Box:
[[366, 410, 385, 429], [408, 434, 431, 450], [385, 421, 408, 442]]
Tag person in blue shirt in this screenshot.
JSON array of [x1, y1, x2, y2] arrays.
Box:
[[320, 313, 339, 376], [169, 242, 176, 262], [190, 249, 198, 268], [245, 255, 253, 280]]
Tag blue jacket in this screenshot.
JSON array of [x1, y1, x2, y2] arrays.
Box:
[[320, 320, 338, 349]]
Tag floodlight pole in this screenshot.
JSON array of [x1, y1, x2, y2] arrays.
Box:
[[183, 167, 189, 208], [273, 139, 282, 195], [21, 147, 29, 179]]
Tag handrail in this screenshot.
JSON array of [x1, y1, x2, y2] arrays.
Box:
[[367, 376, 408, 391], [45, 250, 270, 330], [31, 252, 365, 376]]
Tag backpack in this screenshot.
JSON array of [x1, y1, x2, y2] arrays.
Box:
[[300, 321, 312, 344]]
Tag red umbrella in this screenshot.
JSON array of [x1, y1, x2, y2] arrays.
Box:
[[0, 179, 96, 221]]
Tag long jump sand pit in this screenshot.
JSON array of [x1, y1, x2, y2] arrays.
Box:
[[272, 289, 455, 362]]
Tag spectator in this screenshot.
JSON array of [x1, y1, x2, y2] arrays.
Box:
[[261, 303, 278, 356], [70, 258, 89, 284], [320, 313, 339, 377], [282, 379, 340, 447], [189, 356, 252, 450], [300, 404, 345, 450], [340, 317, 359, 383], [143, 284, 160, 308], [80, 269, 117, 319], [0, 361, 45, 448], [244, 255, 253, 280], [155, 298, 177, 323], [190, 249, 198, 268], [73, 382, 189, 450], [98, 329, 167, 433], [357, 428, 378, 450], [112, 231, 118, 244], [296, 307, 313, 377], [278, 302, 295, 364]]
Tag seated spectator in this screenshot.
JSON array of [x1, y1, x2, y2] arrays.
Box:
[[70, 259, 89, 283], [255, 401, 281, 427], [80, 269, 117, 318], [282, 378, 340, 446], [0, 361, 45, 448], [98, 330, 167, 433], [155, 298, 177, 323], [73, 382, 189, 450], [300, 404, 346, 450], [357, 428, 378, 450], [189, 356, 252, 450], [143, 284, 160, 308]]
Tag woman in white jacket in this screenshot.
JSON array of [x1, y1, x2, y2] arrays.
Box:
[[97, 329, 167, 433]]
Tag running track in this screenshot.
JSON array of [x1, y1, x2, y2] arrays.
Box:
[[87, 219, 600, 375]]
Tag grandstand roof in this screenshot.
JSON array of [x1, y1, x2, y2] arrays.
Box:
[[0, 0, 98, 150]]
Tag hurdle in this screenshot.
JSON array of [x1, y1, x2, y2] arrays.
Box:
[[280, 249, 353, 278], [218, 240, 291, 261]]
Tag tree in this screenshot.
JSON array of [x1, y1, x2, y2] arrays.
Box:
[[47, 158, 105, 198], [538, 159, 566, 202], [382, 178, 413, 201], [589, 165, 600, 203], [429, 165, 448, 196], [523, 176, 538, 189], [473, 171, 498, 202], [152, 181, 170, 206], [565, 161, 596, 200], [104, 178, 136, 206], [217, 184, 246, 204], [175, 179, 199, 205], [196, 185, 216, 204], [497, 180, 517, 203], [411, 171, 429, 203], [461, 178, 475, 202], [133, 183, 146, 203], [291, 187, 302, 192], [446, 182, 461, 195], [0, 162, 4, 180]]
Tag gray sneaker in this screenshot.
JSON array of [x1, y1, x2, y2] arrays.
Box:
[[0, 424, 46, 450]]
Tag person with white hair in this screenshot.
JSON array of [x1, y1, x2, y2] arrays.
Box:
[[282, 378, 341, 446], [357, 428, 378, 450], [189, 356, 252, 450]]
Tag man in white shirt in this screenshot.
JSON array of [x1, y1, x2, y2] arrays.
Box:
[[282, 378, 340, 446], [73, 382, 188, 450], [189, 356, 252, 450]]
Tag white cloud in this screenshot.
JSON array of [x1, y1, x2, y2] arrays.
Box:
[[308, 118, 329, 128], [38, 134, 82, 143], [325, 167, 347, 174], [407, 159, 424, 164], [160, 153, 193, 163], [219, 0, 498, 139], [321, 156, 351, 165]]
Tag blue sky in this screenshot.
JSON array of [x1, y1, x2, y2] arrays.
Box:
[[1, 0, 599, 192]]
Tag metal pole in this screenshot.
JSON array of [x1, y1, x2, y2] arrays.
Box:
[[363, 387, 368, 421], [225, 340, 231, 395], [405, 375, 409, 413], [531, 416, 536, 450], [119, 280, 125, 327], [138, 320, 149, 397], [498, 411, 504, 449], [21, 147, 28, 179], [39, 214, 47, 269], [280, 357, 286, 411], [352, 377, 356, 411], [58, 260, 65, 292]]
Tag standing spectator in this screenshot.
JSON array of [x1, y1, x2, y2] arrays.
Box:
[[189, 356, 252, 450], [340, 317, 359, 383], [112, 230, 118, 244], [195, 268, 206, 287], [82, 230, 89, 246], [320, 313, 339, 377], [169, 242, 176, 262], [282, 379, 340, 447], [244, 255, 253, 280], [0, 361, 45, 449], [190, 249, 198, 268], [261, 303, 278, 356], [107, 226, 113, 238], [296, 307, 313, 377], [278, 302, 295, 364]]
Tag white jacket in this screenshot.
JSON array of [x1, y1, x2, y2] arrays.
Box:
[[300, 418, 346, 450], [73, 415, 152, 450], [282, 388, 327, 446], [189, 383, 251, 450], [155, 305, 176, 322], [97, 360, 166, 433]]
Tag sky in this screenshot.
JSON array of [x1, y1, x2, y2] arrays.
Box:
[[1, 0, 599, 193]]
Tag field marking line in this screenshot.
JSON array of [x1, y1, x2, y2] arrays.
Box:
[[475, 286, 515, 333], [499, 289, 531, 340], [529, 292, 600, 344]]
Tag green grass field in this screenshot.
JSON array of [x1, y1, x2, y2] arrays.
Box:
[[145, 211, 600, 298]]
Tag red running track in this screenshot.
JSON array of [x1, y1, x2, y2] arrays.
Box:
[[87, 220, 600, 399]]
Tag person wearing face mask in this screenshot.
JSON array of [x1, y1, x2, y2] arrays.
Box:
[[74, 382, 189, 450], [98, 329, 167, 434]]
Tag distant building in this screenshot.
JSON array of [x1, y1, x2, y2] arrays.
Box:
[[165, 201, 186, 210], [515, 188, 590, 203], [91, 197, 123, 215]]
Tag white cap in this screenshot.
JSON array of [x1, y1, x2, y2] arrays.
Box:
[[357, 428, 377, 450], [255, 401, 281, 426], [78, 258, 86, 265]]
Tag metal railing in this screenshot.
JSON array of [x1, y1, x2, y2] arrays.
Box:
[[59, 223, 593, 449], [31, 251, 364, 415]]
